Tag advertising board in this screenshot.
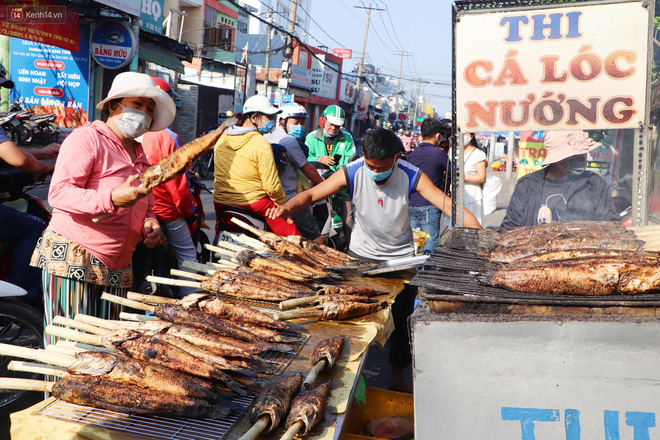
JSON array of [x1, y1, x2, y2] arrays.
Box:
[[10, 24, 90, 131], [455, 1, 650, 132]]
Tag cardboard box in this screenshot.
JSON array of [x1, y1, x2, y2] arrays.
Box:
[[340, 387, 414, 440]]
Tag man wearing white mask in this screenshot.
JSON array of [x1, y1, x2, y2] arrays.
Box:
[[266, 128, 481, 392], [266, 103, 324, 242], [501, 130, 619, 228]]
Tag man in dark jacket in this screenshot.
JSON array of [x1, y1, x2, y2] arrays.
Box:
[[501, 130, 619, 228], [406, 119, 449, 253]]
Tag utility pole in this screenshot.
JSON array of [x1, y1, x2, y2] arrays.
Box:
[[280, 0, 299, 95], [350, 3, 384, 134], [393, 51, 410, 115], [264, 7, 273, 96]]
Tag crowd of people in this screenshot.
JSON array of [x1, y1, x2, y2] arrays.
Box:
[[1, 70, 623, 393]]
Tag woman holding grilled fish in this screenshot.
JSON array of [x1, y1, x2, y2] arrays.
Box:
[[501, 130, 620, 228], [30, 72, 176, 330]]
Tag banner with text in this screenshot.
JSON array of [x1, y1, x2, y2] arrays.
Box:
[[0, 1, 79, 52], [455, 2, 649, 132], [10, 24, 90, 130]]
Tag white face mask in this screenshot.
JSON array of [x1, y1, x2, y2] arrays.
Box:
[[463, 134, 472, 145], [115, 103, 152, 138]]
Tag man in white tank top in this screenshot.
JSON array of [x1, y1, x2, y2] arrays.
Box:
[[266, 128, 482, 392]]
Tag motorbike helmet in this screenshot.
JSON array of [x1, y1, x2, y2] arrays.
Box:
[[0, 63, 14, 89], [152, 77, 179, 99], [279, 103, 308, 120], [323, 105, 345, 126]]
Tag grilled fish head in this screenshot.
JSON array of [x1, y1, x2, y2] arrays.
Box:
[[101, 329, 142, 351]]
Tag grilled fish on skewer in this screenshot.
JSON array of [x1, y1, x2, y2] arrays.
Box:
[[277, 300, 383, 321], [101, 329, 247, 396], [495, 221, 634, 248], [484, 236, 643, 263], [201, 277, 305, 301], [53, 375, 233, 419], [258, 232, 326, 269], [212, 268, 313, 296], [316, 285, 386, 297], [67, 351, 230, 401], [247, 374, 303, 433], [310, 336, 344, 370], [486, 254, 660, 295], [231, 321, 305, 344], [235, 250, 316, 282], [283, 381, 331, 438], [304, 337, 345, 387], [139, 118, 235, 190], [506, 249, 660, 266], [280, 294, 376, 310]]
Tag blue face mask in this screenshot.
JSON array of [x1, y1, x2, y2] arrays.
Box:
[[258, 119, 275, 134], [323, 129, 337, 138], [289, 125, 305, 140], [364, 160, 396, 182]]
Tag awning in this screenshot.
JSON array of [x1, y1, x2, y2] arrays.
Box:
[[139, 43, 184, 73]]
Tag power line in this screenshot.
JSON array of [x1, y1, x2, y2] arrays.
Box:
[[297, 3, 349, 50]]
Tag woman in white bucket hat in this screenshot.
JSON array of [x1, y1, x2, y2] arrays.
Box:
[[501, 130, 619, 228], [30, 72, 176, 330]]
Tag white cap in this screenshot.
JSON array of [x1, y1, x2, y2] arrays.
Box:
[[243, 95, 281, 115]]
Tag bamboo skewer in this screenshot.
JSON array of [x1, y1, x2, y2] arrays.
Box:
[[8, 361, 67, 377], [54, 340, 115, 354], [119, 312, 159, 322], [145, 276, 203, 291], [279, 421, 304, 440], [74, 314, 126, 331], [181, 260, 217, 275], [101, 292, 155, 313], [204, 243, 239, 261], [230, 217, 266, 238], [0, 343, 73, 368], [275, 307, 323, 321], [170, 268, 208, 281], [45, 325, 103, 346], [221, 231, 267, 251], [127, 292, 177, 304], [53, 316, 108, 336], [214, 239, 248, 253], [237, 416, 270, 440], [303, 360, 328, 388], [0, 378, 54, 393], [279, 296, 321, 310]]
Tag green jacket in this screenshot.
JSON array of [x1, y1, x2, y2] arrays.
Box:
[[305, 128, 356, 173]]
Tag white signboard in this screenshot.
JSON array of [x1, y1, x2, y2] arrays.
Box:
[[339, 77, 356, 104], [310, 55, 339, 100], [413, 317, 660, 439], [455, 1, 650, 132], [93, 0, 140, 16]]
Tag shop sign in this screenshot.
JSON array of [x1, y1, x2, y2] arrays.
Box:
[[332, 48, 352, 59], [93, 0, 140, 16], [91, 20, 137, 70], [310, 55, 339, 100], [290, 65, 312, 90], [455, 2, 649, 132], [339, 77, 355, 103], [0, 1, 79, 52], [9, 24, 90, 131], [139, 0, 163, 35]]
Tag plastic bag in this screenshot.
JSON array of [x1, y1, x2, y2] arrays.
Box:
[[482, 175, 503, 215]]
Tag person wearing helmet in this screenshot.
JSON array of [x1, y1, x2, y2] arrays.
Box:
[[140, 77, 198, 296], [213, 95, 299, 236], [265, 103, 324, 243], [305, 104, 356, 245], [400, 130, 413, 152]]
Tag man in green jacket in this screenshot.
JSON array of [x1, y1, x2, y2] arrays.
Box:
[[305, 105, 356, 246]]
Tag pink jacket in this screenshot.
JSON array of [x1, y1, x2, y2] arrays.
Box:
[[48, 120, 156, 270]]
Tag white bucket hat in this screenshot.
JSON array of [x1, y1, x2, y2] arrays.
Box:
[[243, 95, 281, 115], [96, 72, 176, 131], [543, 130, 601, 165]]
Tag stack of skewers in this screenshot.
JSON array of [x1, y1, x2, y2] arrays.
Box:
[[0, 291, 307, 421], [146, 218, 391, 322]]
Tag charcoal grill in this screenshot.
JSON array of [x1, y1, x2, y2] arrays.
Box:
[[412, 228, 660, 307]]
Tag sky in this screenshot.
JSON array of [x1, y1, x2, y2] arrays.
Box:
[[302, 0, 454, 117]]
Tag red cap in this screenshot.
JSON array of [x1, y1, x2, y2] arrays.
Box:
[[152, 77, 171, 93]]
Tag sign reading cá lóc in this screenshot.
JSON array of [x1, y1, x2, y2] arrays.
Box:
[[455, 2, 650, 132]]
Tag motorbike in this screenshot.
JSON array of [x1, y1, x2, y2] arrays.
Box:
[[186, 171, 212, 264], [193, 148, 214, 178], [26, 112, 59, 145], [310, 162, 346, 250], [215, 204, 268, 246], [0, 169, 50, 417], [0, 100, 30, 146]]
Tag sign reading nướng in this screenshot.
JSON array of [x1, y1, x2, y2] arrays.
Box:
[[455, 2, 650, 132]]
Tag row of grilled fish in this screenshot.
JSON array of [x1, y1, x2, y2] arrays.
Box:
[[479, 222, 660, 296]]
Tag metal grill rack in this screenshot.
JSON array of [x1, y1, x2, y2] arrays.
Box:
[[260, 332, 310, 375], [39, 393, 255, 440]]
